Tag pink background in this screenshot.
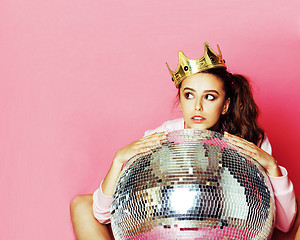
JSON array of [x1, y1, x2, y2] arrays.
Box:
[[1, 0, 300, 239]]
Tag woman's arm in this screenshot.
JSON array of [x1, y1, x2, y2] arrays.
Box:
[[102, 131, 167, 197], [268, 167, 297, 232], [93, 132, 167, 223]]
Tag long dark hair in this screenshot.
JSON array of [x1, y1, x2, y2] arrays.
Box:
[[177, 68, 265, 146]]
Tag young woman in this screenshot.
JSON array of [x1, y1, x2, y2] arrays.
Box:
[[70, 43, 297, 239]]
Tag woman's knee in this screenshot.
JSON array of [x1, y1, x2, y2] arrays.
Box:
[[70, 194, 93, 217]]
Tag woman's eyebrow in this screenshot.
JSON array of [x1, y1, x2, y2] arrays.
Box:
[[183, 87, 220, 95], [204, 90, 219, 95], [183, 87, 196, 92]]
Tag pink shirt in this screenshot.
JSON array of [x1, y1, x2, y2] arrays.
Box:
[[93, 118, 296, 232]]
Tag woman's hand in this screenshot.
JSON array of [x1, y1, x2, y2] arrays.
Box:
[[224, 132, 282, 177], [113, 131, 168, 166], [102, 132, 168, 197]]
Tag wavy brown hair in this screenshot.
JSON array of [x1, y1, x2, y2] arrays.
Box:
[[177, 68, 265, 146]]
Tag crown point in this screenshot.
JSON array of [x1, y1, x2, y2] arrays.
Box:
[[166, 62, 172, 71], [217, 44, 222, 56], [179, 51, 189, 60]]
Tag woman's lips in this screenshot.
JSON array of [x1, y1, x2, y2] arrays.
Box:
[[191, 115, 206, 123]]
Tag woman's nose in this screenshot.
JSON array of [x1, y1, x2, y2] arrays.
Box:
[[194, 99, 203, 111]]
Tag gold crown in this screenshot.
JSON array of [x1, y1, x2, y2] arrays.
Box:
[[166, 42, 227, 88]]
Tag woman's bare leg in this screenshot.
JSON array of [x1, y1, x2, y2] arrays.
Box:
[[70, 194, 300, 240], [272, 197, 300, 240], [70, 194, 113, 240], [295, 226, 300, 240]]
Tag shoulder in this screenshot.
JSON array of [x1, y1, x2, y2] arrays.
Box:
[[144, 118, 184, 137]]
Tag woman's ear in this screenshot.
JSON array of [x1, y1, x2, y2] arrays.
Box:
[[178, 94, 182, 111], [179, 101, 182, 111], [222, 98, 230, 115]]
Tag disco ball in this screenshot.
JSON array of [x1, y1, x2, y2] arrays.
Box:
[[111, 130, 275, 240]]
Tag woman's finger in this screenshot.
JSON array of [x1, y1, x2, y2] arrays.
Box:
[[228, 138, 254, 152], [142, 131, 168, 140], [224, 132, 256, 152], [135, 139, 164, 151], [135, 132, 168, 146], [224, 132, 251, 145], [239, 148, 257, 158]]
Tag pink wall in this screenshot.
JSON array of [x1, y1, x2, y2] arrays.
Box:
[[1, 0, 300, 239]]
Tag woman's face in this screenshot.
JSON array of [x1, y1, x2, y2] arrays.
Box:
[[179, 73, 230, 131]]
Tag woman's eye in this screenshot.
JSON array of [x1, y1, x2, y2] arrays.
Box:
[[205, 94, 215, 100], [185, 92, 194, 99]]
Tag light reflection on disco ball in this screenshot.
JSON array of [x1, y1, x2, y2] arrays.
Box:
[[110, 130, 275, 240]]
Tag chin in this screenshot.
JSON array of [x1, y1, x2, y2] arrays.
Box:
[[193, 126, 207, 130], [188, 123, 208, 130]]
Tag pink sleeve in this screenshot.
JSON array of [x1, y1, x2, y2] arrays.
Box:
[[92, 181, 113, 224], [268, 166, 297, 232], [144, 118, 184, 137]]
